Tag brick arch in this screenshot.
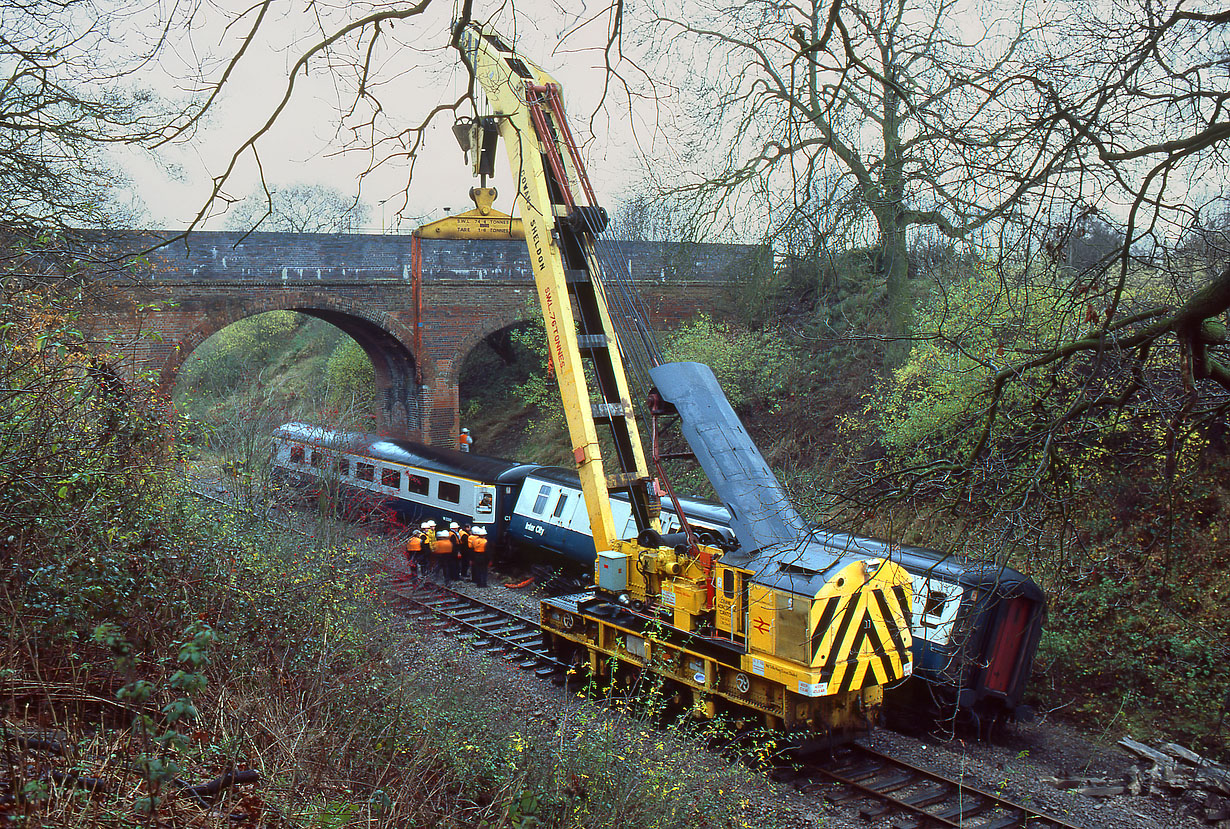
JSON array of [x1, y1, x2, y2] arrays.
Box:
[[80, 229, 753, 448], [165, 295, 427, 439], [443, 311, 541, 391]]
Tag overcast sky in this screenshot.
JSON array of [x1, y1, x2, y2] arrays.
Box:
[[118, 1, 658, 233]]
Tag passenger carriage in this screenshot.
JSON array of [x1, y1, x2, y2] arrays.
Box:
[[270, 422, 541, 538]]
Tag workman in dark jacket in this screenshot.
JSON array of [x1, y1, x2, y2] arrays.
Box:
[[444, 522, 463, 582], [456, 523, 472, 579], [469, 526, 490, 588]]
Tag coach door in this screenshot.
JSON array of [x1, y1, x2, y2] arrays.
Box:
[[474, 485, 496, 518], [715, 565, 748, 643]]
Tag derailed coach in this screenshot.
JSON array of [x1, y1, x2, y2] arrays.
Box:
[[809, 531, 1045, 731], [270, 422, 542, 541]]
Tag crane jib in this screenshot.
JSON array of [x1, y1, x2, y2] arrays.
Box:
[[649, 361, 812, 554]]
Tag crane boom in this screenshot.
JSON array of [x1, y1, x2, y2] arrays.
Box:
[[456, 23, 660, 555]]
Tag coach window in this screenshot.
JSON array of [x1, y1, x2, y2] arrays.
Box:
[[334, 457, 349, 477], [310, 450, 323, 468], [290, 446, 305, 464], [382, 469, 401, 490], [922, 591, 947, 625], [723, 569, 735, 599], [438, 481, 461, 503], [406, 475, 428, 496], [532, 484, 551, 514], [552, 493, 568, 518], [356, 463, 375, 482]]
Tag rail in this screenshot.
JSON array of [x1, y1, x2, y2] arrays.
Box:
[[798, 743, 1084, 828]]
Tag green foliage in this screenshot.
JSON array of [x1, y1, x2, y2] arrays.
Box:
[[174, 314, 372, 458], [1035, 574, 1230, 756], [469, 318, 571, 461], [97, 621, 215, 814], [0, 288, 186, 642], [864, 260, 1186, 478], [868, 263, 1073, 458], [325, 336, 374, 405], [179, 310, 304, 392], [662, 314, 791, 410]]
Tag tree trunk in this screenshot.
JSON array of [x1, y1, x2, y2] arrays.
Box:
[[875, 213, 913, 363]]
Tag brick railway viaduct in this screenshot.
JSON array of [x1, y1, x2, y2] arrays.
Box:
[[82, 230, 756, 446]]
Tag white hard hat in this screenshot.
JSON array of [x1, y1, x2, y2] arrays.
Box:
[[472, 526, 486, 536], [462, 428, 470, 434], [419, 521, 429, 529], [450, 522, 460, 529], [426, 520, 436, 527]]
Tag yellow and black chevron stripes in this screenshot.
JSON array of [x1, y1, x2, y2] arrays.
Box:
[[810, 584, 912, 693]]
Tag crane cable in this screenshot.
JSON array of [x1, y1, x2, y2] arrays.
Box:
[[523, 84, 663, 404]]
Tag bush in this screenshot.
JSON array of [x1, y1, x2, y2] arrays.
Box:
[[1035, 574, 1230, 759], [178, 310, 303, 393], [325, 336, 374, 406], [662, 314, 792, 411]]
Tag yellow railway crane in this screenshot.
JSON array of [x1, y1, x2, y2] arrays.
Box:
[[455, 21, 913, 740]]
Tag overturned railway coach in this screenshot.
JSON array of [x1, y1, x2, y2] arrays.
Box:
[[271, 422, 1044, 729]]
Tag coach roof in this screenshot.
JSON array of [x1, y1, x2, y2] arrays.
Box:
[[274, 422, 541, 484]]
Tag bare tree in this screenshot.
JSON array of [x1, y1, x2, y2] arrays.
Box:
[[225, 183, 370, 233], [0, 0, 213, 233], [837, 2, 1230, 572], [637, 0, 1072, 346], [172, 1, 634, 233]]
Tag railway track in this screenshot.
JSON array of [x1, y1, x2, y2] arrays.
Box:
[[786, 742, 1083, 828], [386, 578, 567, 680]]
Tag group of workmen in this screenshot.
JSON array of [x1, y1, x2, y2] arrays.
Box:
[[402, 519, 491, 587]]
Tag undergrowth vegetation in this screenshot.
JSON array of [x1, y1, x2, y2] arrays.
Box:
[[846, 257, 1230, 759], [176, 312, 378, 427], [2, 284, 767, 826]]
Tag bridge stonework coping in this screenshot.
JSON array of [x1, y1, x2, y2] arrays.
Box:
[[80, 230, 761, 446]]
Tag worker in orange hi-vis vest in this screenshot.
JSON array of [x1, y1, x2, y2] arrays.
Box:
[[457, 427, 473, 452], [404, 529, 424, 580], [469, 527, 490, 588], [432, 530, 454, 583]]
